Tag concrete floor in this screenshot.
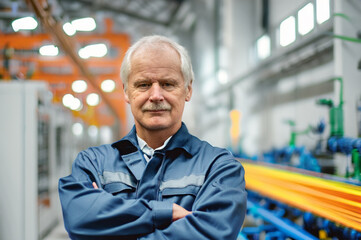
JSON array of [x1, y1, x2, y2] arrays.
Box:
[[43, 220, 70, 240]]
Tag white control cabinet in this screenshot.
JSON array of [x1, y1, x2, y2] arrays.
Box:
[[0, 81, 58, 240]]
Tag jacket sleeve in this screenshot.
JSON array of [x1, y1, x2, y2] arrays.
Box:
[[58, 149, 173, 240], [139, 155, 247, 240]]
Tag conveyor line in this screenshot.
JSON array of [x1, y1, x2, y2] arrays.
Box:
[[240, 160, 361, 232], [247, 200, 318, 240]]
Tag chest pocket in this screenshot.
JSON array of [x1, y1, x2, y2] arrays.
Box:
[[100, 171, 137, 196], [160, 175, 205, 210]]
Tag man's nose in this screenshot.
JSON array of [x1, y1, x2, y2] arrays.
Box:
[[149, 84, 164, 102]]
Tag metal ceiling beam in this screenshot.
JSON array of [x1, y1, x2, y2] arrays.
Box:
[[164, 0, 183, 27], [59, 0, 183, 27], [25, 0, 121, 136]]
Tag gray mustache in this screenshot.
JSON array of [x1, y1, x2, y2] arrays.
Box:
[[142, 103, 171, 111]]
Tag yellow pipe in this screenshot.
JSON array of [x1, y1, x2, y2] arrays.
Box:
[[242, 160, 361, 232]]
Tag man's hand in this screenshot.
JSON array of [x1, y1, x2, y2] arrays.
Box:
[[172, 203, 192, 221]]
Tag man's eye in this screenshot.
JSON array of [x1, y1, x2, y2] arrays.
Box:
[[162, 82, 175, 88], [137, 83, 151, 88]]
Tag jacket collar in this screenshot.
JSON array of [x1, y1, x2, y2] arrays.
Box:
[[111, 123, 194, 157]]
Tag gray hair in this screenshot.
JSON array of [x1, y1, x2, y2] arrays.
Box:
[[120, 35, 194, 90]]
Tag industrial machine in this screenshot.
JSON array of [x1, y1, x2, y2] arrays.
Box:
[[235, 76, 361, 239], [0, 81, 72, 240]]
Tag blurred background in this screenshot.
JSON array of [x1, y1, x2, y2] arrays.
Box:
[[1, 0, 361, 239]]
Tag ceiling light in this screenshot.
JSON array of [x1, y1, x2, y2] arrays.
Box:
[[101, 79, 116, 92], [62, 94, 83, 111], [12, 16, 38, 32], [217, 69, 228, 84], [86, 93, 100, 106], [256, 34, 271, 59], [316, 0, 330, 24], [69, 97, 83, 111], [62, 94, 75, 108], [72, 123, 83, 136], [63, 22, 76, 36], [298, 3, 314, 35], [72, 80, 87, 93], [88, 125, 98, 138], [39, 45, 59, 56], [78, 43, 108, 59], [100, 126, 113, 143], [280, 16, 296, 47], [71, 17, 96, 31]]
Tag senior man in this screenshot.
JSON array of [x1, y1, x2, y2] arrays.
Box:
[[59, 35, 247, 240]]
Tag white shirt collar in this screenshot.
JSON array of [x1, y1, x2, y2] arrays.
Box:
[[137, 135, 172, 162]]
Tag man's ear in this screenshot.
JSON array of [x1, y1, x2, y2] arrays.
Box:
[[185, 80, 193, 102], [123, 84, 130, 104]]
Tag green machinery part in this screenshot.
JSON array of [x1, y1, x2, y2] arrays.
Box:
[[316, 77, 344, 137]]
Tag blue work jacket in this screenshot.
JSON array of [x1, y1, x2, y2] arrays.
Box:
[[59, 123, 247, 240]]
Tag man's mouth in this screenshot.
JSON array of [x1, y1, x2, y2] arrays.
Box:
[[144, 109, 170, 114]]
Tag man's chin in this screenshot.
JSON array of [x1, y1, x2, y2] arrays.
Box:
[[136, 120, 181, 135], [142, 123, 169, 131], [138, 118, 173, 131]]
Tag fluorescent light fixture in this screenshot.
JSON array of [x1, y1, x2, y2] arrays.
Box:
[[298, 3, 314, 35], [39, 45, 59, 56], [63, 22, 76, 36], [217, 69, 228, 84], [71, 17, 96, 31], [88, 125, 98, 138], [316, 0, 330, 24], [280, 16, 296, 47], [72, 80, 87, 93], [62, 94, 74, 108], [70, 97, 83, 111], [256, 34, 271, 59], [12, 16, 38, 32], [100, 126, 113, 143], [101, 79, 116, 92], [62, 93, 83, 111], [78, 43, 108, 59], [72, 123, 83, 136], [86, 93, 100, 106]]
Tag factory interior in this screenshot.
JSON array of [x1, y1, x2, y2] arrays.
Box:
[[1, 0, 361, 239]]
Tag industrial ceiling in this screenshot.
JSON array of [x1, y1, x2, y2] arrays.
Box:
[[0, 0, 194, 136]]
